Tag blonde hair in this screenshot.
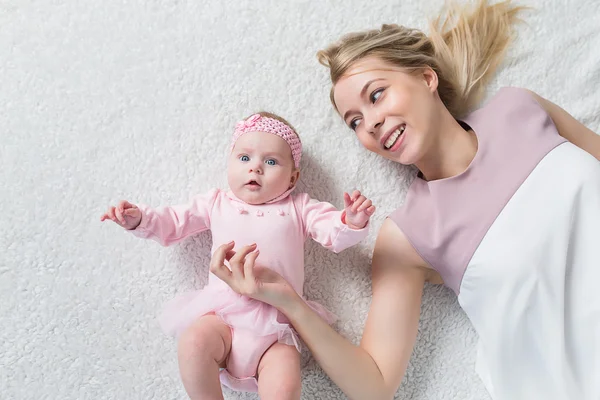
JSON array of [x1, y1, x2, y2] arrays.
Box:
[[317, 0, 526, 118]]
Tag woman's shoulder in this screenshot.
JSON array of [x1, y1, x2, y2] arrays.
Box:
[[496, 86, 533, 97], [470, 86, 538, 116], [491, 86, 535, 101], [462, 86, 551, 137], [471, 86, 535, 114]]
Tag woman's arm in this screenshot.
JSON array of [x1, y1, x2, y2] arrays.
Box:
[[286, 220, 431, 399], [211, 219, 439, 400], [529, 90, 600, 160]]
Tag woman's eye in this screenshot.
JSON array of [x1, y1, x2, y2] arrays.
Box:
[[240, 155, 250, 162], [350, 118, 362, 131], [370, 88, 384, 103], [265, 159, 277, 166]]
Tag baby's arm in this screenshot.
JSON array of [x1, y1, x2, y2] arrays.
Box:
[[101, 189, 219, 246], [296, 192, 374, 253]]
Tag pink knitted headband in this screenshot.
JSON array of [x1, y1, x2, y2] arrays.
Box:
[[230, 114, 302, 168]]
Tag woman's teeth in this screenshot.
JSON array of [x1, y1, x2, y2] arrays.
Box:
[[384, 126, 405, 149]]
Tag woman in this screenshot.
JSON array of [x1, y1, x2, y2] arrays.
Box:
[[209, 1, 600, 398]]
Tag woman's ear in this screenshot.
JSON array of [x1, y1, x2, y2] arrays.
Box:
[[422, 67, 439, 93]]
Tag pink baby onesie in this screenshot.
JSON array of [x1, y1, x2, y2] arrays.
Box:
[[131, 189, 368, 392]]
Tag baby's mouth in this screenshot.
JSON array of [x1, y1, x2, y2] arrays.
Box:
[[245, 180, 261, 188]]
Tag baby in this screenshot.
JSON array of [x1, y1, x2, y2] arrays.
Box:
[[100, 112, 375, 399]]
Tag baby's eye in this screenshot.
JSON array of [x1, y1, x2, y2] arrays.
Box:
[[350, 118, 362, 131], [265, 159, 277, 166], [239, 155, 250, 162]]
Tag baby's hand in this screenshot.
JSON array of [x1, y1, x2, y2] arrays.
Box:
[[100, 200, 142, 230], [343, 190, 375, 230]]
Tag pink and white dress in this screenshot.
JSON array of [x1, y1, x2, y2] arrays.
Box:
[[390, 87, 600, 399]]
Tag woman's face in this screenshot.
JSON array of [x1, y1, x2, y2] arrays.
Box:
[[333, 57, 440, 166]]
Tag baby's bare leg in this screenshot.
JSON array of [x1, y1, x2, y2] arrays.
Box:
[[257, 343, 301, 400], [177, 314, 232, 400]]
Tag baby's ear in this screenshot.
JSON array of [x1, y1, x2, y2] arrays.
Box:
[[289, 169, 300, 187]]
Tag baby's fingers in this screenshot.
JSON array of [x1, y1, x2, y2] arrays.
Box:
[[351, 195, 366, 213], [365, 205, 376, 215], [356, 199, 372, 213], [115, 207, 126, 224], [123, 208, 137, 217], [343, 192, 352, 208], [102, 207, 117, 223], [118, 200, 137, 213]]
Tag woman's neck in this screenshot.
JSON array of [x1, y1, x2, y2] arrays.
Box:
[[416, 109, 478, 182]]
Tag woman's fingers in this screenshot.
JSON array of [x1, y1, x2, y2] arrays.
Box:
[[210, 242, 236, 284], [243, 250, 260, 282], [229, 243, 257, 281], [223, 249, 237, 262]]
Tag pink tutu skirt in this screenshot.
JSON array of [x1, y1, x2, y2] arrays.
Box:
[[159, 282, 336, 351]]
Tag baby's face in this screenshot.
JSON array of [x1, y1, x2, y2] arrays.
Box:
[[228, 131, 299, 205]]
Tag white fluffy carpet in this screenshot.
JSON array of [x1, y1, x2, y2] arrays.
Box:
[[2, 0, 599, 399]]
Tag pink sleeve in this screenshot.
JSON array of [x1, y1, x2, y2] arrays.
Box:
[[295, 193, 369, 253], [130, 189, 219, 246]]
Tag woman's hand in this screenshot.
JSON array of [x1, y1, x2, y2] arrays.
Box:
[[210, 242, 299, 310]]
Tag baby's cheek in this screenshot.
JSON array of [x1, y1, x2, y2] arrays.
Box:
[[226, 166, 241, 185], [274, 174, 289, 189]]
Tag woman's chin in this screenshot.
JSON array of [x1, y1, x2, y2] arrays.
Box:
[[379, 149, 412, 165]]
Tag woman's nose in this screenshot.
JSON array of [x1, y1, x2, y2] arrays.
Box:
[[364, 111, 383, 135]]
